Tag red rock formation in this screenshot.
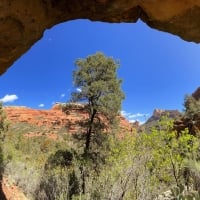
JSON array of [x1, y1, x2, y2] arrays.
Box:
[[5, 106, 67, 129], [146, 109, 181, 124], [2, 177, 28, 200], [4, 103, 133, 138]]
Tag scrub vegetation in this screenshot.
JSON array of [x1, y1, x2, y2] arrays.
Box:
[[1, 53, 200, 199]]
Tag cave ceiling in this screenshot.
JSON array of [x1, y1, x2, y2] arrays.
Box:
[[1, 0, 200, 74]]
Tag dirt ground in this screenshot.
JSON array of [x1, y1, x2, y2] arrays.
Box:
[[2, 177, 28, 200]]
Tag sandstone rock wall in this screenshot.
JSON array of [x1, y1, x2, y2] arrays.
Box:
[[1, 0, 200, 74], [146, 109, 181, 123], [4, 104, 133, 137]]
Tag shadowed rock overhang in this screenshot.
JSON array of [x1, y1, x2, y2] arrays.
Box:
[[1, 0, 200, 74]]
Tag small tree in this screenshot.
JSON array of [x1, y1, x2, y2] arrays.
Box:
[[70, 52, 124, 195], [71, 52, 124, 155], [0, 102, 8, 139], [183, 95, 200, 136]]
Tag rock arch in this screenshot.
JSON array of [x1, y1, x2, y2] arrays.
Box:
[[1, 0, 200, 74]]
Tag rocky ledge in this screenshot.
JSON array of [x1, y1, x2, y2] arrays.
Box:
[[1, 1, 200, 74]]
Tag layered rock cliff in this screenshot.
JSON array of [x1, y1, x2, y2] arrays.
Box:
[[1, 1, 200, 74], [140, 108, 182, 132], [4, 103, 133, 138], [146, 109, 182, 124]]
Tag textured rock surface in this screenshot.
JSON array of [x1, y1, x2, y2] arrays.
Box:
[[4, 103, 133, 137], [1, 0, 200, 74], [146, 109, 181, 123], [2, 177, 28, 200], [140, 108, 182, 133]]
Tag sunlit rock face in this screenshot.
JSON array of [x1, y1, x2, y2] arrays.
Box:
[[4, 103, 132, 136], [1, 0, 200, 74]]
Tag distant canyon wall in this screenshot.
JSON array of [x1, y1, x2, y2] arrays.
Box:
[[4, 104, 133, 136], [1, 0, 200, 74]]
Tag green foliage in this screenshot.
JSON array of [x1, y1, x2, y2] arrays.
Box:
[[170, 184, 200, 200], [2, 111, 200, 199], [0, 102, 8, 183], [95, 117, 200, 200], [0, 102, 9, 138], [184, 95, 200, 118], [68, 52, 125, 195], [3, 85, 200, 199], [71, 52, 124, 118], [183, 95, 200, 136], [70, 51, 124, 153], [37, 149, 81, 200], [2, 121, 75, 199], [45, 149, 76, 169], [146, 117, 198, 188], [36, 168, 73, 200]]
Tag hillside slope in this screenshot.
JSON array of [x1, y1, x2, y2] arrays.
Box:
[[2, 103, 134, 199]]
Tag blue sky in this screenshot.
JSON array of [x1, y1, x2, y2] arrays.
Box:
[[1, 19, 200, 123]]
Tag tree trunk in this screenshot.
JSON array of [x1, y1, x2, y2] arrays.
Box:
[[81, 107, 97, 195], [80, 166, 86, 195], [85, 108, 96, 154]]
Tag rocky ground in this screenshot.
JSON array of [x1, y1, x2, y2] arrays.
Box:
[[2, 177, 28, 200]]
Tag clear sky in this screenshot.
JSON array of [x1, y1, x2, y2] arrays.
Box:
[[1, 19, 200, 123]]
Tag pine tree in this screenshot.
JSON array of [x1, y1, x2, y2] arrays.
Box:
[[71, 52, 124, 154], [69, 52, 124, 195]]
